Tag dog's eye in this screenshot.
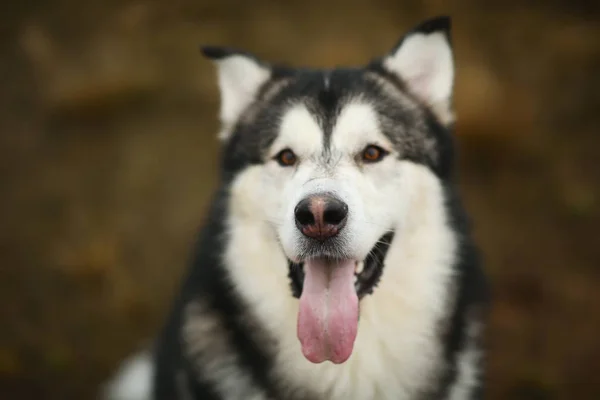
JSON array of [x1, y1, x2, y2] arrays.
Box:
[[361, 145, 388, 163], [275, 149, 297, 167]]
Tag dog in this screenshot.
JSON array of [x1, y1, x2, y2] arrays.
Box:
[[103, 15, 490, 400]]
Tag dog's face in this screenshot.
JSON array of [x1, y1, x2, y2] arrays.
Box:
[[205, 16, 456, 363]]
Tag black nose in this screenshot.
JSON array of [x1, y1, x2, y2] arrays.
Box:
[[294, 194, 348, 241]]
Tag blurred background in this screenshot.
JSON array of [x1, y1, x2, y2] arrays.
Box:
[[1, 0, 599, 399]]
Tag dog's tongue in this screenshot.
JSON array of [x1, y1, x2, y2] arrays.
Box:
[[297, 259, 358, 364]]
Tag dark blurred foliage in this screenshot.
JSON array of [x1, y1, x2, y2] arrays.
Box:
[[1, 0, 599, 399]]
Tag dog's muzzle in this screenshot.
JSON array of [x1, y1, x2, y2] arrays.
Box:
[[288, 231, 395, 299]]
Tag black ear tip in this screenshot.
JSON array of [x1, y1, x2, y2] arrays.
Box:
[[200, 46, 230, 60], [200, 46, 265, 65], [414, 15, 452, 35]]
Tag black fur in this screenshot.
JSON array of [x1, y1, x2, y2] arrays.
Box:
[[432, 183, 491, 399], [393, 15, 452, 52], [153, 188, 285, 399]]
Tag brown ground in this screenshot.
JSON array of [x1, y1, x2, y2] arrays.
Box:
[[1, 1, 599, 399]]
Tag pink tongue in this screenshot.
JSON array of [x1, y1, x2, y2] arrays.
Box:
[[297, 259, 359, 364]]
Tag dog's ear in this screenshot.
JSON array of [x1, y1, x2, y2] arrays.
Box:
[[379, 16, 454, 125], [201, 46, 271, 140]]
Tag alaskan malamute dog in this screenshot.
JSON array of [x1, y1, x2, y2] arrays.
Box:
[[104, 15, 490, 400]]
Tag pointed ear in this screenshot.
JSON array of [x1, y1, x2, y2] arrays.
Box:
[[201, 46, 271, 140], [381, 16, 454, 124]]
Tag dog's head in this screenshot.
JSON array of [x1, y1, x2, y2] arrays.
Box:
[[204, 16, 456, 364]]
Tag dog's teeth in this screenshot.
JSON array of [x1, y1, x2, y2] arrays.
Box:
[[356, 261, 365, 275]]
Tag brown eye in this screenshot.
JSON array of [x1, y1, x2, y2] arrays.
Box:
[[361, 145, 388, 163], [275, 149, 297, 167]]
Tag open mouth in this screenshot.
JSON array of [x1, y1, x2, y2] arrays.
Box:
[[288, 232, 395, 299], [287, 232, 395, 365]]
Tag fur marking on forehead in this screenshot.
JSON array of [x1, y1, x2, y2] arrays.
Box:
[[330, 101, 389, 152]]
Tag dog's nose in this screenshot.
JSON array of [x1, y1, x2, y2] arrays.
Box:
[[294, 194, 348, 241]]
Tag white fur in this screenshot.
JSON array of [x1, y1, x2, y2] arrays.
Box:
[[224, 101, 459, 399], [330, 102, 395, 152], [383, 31, 454, 125], [102, 351, 153, 400], [268, 104, 323, 159], [448, 321, 482, 400], [212, 55, 270, 140]]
